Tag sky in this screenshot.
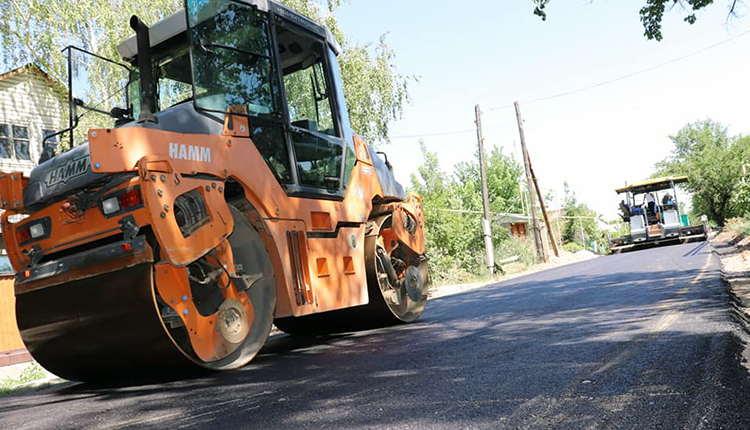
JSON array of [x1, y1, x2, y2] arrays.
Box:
[[333, 0, 750, 219]]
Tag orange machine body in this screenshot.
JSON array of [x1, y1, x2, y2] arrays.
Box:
[[4, 112, 425, 323], [3, 0, 428, 380]]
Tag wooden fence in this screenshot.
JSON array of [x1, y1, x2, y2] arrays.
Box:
[[0, 276, 30, 365]]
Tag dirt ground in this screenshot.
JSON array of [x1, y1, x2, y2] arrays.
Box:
[[713, 232, 750, 315], [714, 231, 750, 274]]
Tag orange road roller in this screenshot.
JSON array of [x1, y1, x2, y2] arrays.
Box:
[[2, 0, 428, 381]]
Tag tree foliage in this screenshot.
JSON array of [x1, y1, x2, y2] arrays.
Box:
[[410, 142, 533, 282], [278, 0, 411, 144], [561, 181, 605, 250], [654, 119, 750, 225], [531, 0, 738, 41], [0, 0, 409, 144]]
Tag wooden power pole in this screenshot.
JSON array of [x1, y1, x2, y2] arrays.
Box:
[[475, 104, 494, 276], [514, 101, 559, 261]]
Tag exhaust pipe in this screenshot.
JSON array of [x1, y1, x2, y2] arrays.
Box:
[[130, 15, 157, 123]]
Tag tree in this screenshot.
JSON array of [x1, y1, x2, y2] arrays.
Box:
[[410, 142, 532, 281], [0, 0, 409, 144], [410, 141, 481, 280], [453, 147, 525, 249], [530, 0, 741, 41], [0, 0, 181, 94], [654, 119, 743, 225], [561, 181, 604, 250]]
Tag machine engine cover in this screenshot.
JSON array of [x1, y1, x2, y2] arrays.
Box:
[[23, 143, 104, 210]]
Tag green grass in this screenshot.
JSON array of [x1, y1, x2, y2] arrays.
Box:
[[0, 362, 49, 395]]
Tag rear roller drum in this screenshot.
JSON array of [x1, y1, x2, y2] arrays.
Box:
[[274, 213, 428, 335], [364, 214, 428, 324]]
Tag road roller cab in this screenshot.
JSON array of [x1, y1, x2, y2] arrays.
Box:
[[1, 0, 429, 381]]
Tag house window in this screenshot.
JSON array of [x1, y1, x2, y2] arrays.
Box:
[[13, 126, 30, 160], [43, 129, 59, 145], [0, 124, 31, 160], [0, 124, 11, 158]]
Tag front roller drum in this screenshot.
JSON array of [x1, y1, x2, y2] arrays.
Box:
[[16, 263, 194, 381], [16, 206, 276, 381]]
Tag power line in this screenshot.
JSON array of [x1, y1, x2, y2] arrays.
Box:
[[389, 28, 750, 140], [389, 121, 518, 140], [389, 128, 475, 139], [488, 27, 750, 110]]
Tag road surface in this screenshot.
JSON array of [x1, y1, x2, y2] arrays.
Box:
[[2, 241, 750, 429]]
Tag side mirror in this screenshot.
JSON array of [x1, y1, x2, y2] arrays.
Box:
[[377, 151, 392, 171]]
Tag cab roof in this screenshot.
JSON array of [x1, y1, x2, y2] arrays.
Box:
[[116, 0, 340, 61], [615, 176, 689, 195]]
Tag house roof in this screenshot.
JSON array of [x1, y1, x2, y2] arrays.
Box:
[[496, 213, 531, 224], [0, 63, 67, 100]]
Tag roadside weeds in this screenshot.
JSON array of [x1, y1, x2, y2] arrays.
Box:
[[428, 249, 600, 299], [0, 362, 61, 396]]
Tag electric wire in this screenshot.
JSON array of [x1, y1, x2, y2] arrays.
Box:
[[390, 28, 750, 139], [489, 27, 750, 110]]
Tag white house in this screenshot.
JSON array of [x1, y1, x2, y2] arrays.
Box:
[[0, 65, 65, 365], [0, 64, 66, 176]]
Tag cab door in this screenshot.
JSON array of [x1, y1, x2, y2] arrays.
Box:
[[273, 22, 353, 199]]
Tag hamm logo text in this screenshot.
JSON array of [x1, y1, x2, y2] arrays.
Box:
[[44, 156, 90, 188], [169, 143, 211, 163]]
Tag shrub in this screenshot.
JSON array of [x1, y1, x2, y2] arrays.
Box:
[[724, 217, 750, 236], [562, 242, 584, 253], [495, 235, 538, 268]]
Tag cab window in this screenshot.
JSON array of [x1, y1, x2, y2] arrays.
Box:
[[277, 27, 344, 191], [283, 50, 336, 136], [184, 0, 292, 184]]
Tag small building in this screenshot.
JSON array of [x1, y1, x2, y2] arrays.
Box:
[[0, 64, 65, 366], [496, 213, 531, 237], [0, 63, 65, 176]]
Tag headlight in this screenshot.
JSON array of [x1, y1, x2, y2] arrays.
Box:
[[29, 223, 45, 238], [102, 197, 120, 215], [14, 218, 51, 245]]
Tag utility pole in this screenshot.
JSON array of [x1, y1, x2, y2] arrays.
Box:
[[475, 104, 494, 277], [514, 101, 559, 261], [514, 101, 544, 261], [529, 161, 559, 258]]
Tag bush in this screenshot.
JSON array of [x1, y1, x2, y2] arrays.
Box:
[[427, 248, 481, 285], [427, 236, 539, 285], [495, 236, 538, 268], [724, 217, 750, 236], [562, 242, 584, 253], [0, 362, 48, 395]]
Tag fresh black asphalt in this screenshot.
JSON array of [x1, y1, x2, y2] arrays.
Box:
[[2, 240, 750, 429]]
